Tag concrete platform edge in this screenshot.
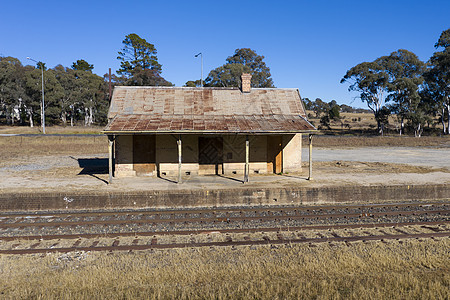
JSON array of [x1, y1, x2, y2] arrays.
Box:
[[0, 184, 449, 211]]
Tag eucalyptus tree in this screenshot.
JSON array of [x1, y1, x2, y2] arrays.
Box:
[[0, 57, 30, 125], [381, 49, 426, 136], [125, 68, 172, 86], [204, 48, 275, 88], [71, 69, 108, 126], [341, 61, 390, 135], [184, 79, 202, 87], [54, 65, 78, 126], [306, 98, 329, 118], [28, 66, 64, 125], [54, 59, 108, 127], [423, 29, 450, 134], [205, 63, 251, 87]]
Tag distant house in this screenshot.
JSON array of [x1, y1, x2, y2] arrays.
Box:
[[103, 74, 315, 182]]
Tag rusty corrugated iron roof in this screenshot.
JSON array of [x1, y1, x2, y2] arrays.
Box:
[[104, 86, 315, 134], [104, 114, 313, 133]]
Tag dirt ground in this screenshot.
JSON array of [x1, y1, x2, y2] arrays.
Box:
[[0, 125, 104, 135], [0, 134, 449, 194]]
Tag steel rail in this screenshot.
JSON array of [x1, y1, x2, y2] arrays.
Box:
[[0, 209, 448, 229], [1, 231, 448, 255], [0, 202, 446, 218], [1, 221, 448, 242]]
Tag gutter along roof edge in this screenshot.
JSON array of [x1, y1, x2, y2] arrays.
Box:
[[101, 130, 317, 135], [297, 114, 317, 131]]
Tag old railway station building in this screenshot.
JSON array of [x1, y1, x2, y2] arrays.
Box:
[[103, 74, 315, 182]]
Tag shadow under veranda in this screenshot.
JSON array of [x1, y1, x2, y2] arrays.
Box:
[[69, 156, 310, 186], [70, 156, 109, 184], [216, 174, 244, 183], [280, 173, 310, 181]]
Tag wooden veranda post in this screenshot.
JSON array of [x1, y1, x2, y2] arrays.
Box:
[[108, 135, 114, 184], [244, 135, 249, 183], [177, 135, 182, 183], [308, 134, 313, 180]]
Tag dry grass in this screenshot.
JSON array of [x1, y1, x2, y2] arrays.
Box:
[[306, 111, 446, 135], [307, 111, 384, 130], [0, 239, 448, 299], [0, 125, 103, 134], [306, 135, 450, 148], [0, 136, 107, 161]]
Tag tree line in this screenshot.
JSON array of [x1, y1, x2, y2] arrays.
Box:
[[1, 29, 449, 136], [302, 98, 366, 130], [0, 58, 109, 127], [0, 33, 274, 128], [341, 29, 450, 136]]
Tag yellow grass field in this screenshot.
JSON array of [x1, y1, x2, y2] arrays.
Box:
[[306, 110, 445, 134], [0, 135, 107, 161], [0, 125, 104, 135], [0, 239, 448, 299]]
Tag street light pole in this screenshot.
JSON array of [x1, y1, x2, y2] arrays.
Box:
[[27, 57, 45, 134], [195, 53, 203, 87]]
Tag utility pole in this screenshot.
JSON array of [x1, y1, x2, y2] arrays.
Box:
[[195, 53, 203, 87], [109, 68, 112, 100], [27, 57, 45, 134]]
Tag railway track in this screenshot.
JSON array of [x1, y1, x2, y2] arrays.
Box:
[[0, 202, 448, 229], [0, 221, 448, 254], [0, 201, 448, 254]]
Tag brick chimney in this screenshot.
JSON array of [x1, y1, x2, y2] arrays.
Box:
[[241, 73, 252, 93]]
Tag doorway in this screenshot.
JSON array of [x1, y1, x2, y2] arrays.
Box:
[[267, 135, 282, 173], [133, 135, 156, 175], [198, 137, 223, 175]]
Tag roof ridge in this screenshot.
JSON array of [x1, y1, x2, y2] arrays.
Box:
[[113, 86, 298, 90], [114, 113, 305, 116]]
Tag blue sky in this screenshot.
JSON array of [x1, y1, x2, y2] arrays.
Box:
[[1, 0, 449, 108]]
